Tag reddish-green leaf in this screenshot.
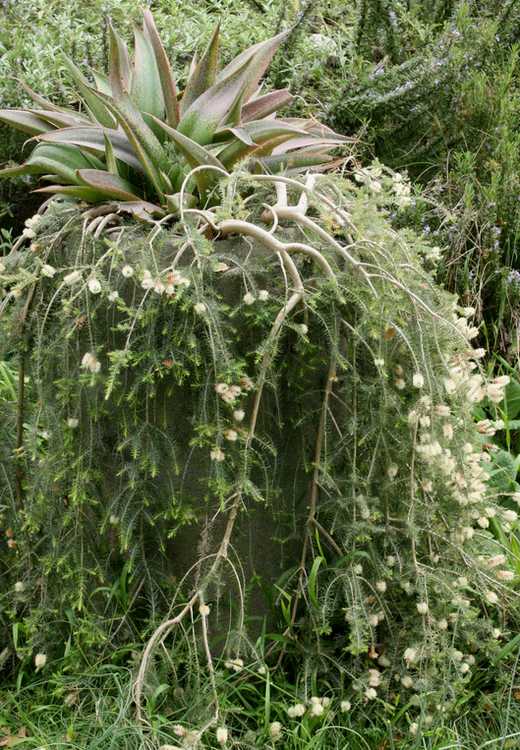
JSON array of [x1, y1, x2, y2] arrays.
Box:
[[217, 30, 289, 101], [143, 10, 180, 127], [29, 109, 90, 129], [180, 24, 220, 115], [108, 23, 132, 97], [131, 28, 164, 121], [217, 120, 306, 168], [0, 109, 54, 136], [76, 169, 141, 201], [178, 55, 253, 145], [241, 89, 293, 122], [33, 185, 106, 201], [37, 127, 143, 173], [62, 54, 116, 128]]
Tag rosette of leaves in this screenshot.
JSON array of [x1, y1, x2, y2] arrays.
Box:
[[0, 11, 345, 220]]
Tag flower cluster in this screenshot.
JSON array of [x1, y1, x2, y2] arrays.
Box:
[[287, 695, 331, 718], [22, 213, 42, 239], [140, 268, 190, 296]]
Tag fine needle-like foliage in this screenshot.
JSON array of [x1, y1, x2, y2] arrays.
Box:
[[0, 10, 346, 220], [1, 161, 519, 745]]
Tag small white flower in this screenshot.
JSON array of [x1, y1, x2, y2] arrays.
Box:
[[368, 669, 381, 687], [460, 662, 470, 674], [14, 581, 25, 593], [108, 290, 119, 302], [141, 270, 154, 290], [353, 564, 363, 575], [239, 376, 254, 391], [257, 665, 267, 675], [210, 447, 225, 462], [437, 618, 448, 630], [488, 554, 507, 568], [340, 700, 351, 712], [375, 581, 387, 593], [34, 653, 47, 669], [67, 418, 79, 429], [25, 214, 41, 229], [243, 292, 255, 305], [215, 262, 229, 273], [224, 429, 238, 442], [287, 703, 306, 718], [368, 614, 379, 627], [81, 352, 101, 374], [496, 569, 514, 581], [477, 517, 489, 529], [485, 590, 499, 605], [412, 373, 424, 389], [435, 404, 450, 417], [153, 279, 165, 295], [298, 324, 309, 336], [310, 702, 324, 717], [216, 726, 228, 745], [269, 721, 282, 739], [88, 277, 102, 294], [443, 423, 453, 441], [364, 687, 377, 700], [199, 603, 210, 617], [503, 509, 518, 523], [374, 358, 385, 367], [387, 464, 398, 479], [258, 289, 269, 301], [63, 270, 82, 285], [493, 628, 502, 639], [194, 302, 207, 315], [403, 647, 418, 665], [233, 409, 245, 423], [41, 264, 56, 278], [173, 724, 186, 737], [416, 601, 428, 615], [386, 555, 396, 567], [109, 515, 119, 525], [23, 227, 36, 239], [401, 675, 414, 688], [409, 723, 418, 737], [121, 264, 134, 278]]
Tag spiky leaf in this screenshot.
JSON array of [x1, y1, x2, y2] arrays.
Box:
[[142, 10, 180, 127], [62, 55, 117, 128], [180, 24, 220, 115], [36, 127, 144, 173]]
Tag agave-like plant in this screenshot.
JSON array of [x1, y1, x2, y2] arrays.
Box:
[[0, 12, 345, 219]]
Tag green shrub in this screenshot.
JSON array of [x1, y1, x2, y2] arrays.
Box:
[[1, 163, 519, 743]]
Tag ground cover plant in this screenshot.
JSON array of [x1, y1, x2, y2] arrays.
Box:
[[1, 3, 520, 749]]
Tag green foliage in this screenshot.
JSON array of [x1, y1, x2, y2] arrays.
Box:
[[1, 166, 519, 743]]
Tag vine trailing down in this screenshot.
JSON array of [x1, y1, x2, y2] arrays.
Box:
[[1, 163, 518, 741], [0, 9, 519, 747]]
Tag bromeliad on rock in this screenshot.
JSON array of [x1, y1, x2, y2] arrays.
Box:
[[0, 11, 347, 221]]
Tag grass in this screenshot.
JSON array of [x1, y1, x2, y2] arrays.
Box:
[[3, 667, 520, 749]]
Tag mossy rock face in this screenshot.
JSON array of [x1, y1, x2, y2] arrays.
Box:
[[1, 172, 517, 728]]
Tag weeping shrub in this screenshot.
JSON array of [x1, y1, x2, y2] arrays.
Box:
[[1, 162, 519, 745]]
